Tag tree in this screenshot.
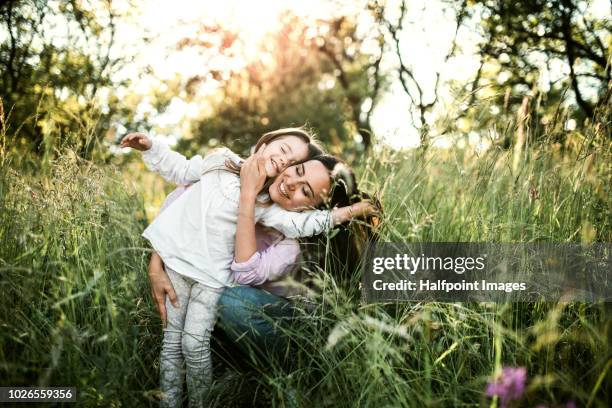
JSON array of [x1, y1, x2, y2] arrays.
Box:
[[368, 0, 469, 147], [0, 0, 133, 159], [469, 0, 611, 127], [172, 11, 385, 157]]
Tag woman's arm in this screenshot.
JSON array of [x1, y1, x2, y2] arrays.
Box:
[[232, 238, 300, 286], [121, 132, 227, 185], [235, 188, 259, 262], [232, 148, 302, 285], [234, 146, 267, 262], [148, 252, 178, 328], [144, 185, 189, 327]]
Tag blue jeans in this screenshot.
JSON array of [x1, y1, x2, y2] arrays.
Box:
[[216, 286, 295, 360]]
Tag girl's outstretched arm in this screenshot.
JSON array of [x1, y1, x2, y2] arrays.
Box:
[[256, 205, 331, 239], [120, 132, 152, 151], [121, 132, 228, 185], [257, 200, 378, 239]]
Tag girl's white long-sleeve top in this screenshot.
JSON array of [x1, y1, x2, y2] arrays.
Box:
[[141, 140, 332, 288]]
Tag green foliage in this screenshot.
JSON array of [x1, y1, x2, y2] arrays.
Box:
[[0, 1, 148, 160], [210, 104, 611, 407], [0, 101, 609, 406], [176, 13, 384, 158], [367, 138, 610, 243], [0, 133, 161, 405], [455, 0, 611, 139]]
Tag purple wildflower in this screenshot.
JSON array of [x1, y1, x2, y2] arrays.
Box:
[[485, 367, 527, 408]]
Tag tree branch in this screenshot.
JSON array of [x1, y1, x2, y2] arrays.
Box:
[[560, 1, 594, 117]]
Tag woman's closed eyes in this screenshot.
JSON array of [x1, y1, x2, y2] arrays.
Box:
[[296, 164, 314, 199]]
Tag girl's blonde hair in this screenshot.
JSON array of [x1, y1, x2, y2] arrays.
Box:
[[252, 127, 323, 158]]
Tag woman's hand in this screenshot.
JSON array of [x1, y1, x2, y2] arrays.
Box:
[[240, 144, 267, 198], [148, 252, 179, 327], [120, 132, 152, 151]]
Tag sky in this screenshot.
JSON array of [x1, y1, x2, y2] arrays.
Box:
[[107, 0, 610, 149]]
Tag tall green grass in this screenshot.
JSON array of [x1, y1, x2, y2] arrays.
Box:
[[0, 104, 610, 407], [0, 145, 162, 405], [220, 113, 610, 407]]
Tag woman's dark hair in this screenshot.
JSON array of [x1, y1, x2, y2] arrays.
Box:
[[307, 154, 357, 209], [300, 155, 382, 292]]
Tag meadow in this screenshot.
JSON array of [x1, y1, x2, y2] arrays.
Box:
[[0, 105, 610, 407]]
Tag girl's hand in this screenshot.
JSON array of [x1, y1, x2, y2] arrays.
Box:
[[331, 199, 381, 225], [352, 200, 380, 218], [120, 132, 152, 151], [240, 144, 267, 198], [148, 252, 179, 327]]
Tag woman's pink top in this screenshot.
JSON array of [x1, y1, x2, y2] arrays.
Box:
[[230, 224, 300, 285], [160, 185, 300, 286]]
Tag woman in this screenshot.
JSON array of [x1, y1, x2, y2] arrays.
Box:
[[219, 153, 379, 360], [124, 128, 375, 407], [148, 152, 379, 363]]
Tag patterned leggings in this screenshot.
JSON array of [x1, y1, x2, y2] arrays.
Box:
[[160, 267, 222, 408]]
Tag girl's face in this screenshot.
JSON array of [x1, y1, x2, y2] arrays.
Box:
[[268, 160, 331, 211], [259, 135, 310, 178]]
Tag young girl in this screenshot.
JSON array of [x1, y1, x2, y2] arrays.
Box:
[[121, 129, 374, 407]]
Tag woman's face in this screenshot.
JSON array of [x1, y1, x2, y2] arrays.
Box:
[[259, 135, 310, 178], [268, 160, 331, 211]]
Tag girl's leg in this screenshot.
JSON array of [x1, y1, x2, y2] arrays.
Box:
[[160, 267, 191, 408], [182, 284, 222, 407]]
